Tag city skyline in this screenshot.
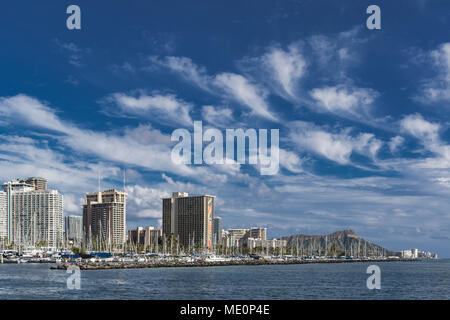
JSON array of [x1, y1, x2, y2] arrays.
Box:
[[0, 175, 438, 258], [0, 1, 449, 257]]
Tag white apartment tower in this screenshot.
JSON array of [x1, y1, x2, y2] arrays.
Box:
[[2, 179, 63, 248], [0, 191, 7, 240]]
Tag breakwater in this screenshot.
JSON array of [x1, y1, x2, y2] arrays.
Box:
[[50, 258, 416, 270]]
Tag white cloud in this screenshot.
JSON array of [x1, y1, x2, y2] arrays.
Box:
[[419, 42, 450, 103], [0, 94, 234, 183], [310, 85, 377, 114], [213, 73, 278, 121], [400, 114, 440, 143], [400, 114, 450, 168], [0, 135, 120, 213], [149, 56, 211, 92], [126, 184, 170, 219], [279, 149, 303, 173], [201, 105, 234, 127], [149, 56, 279, 122], [63, 193, 84, 215], [261, 45, 306, 98], [289, 121, 382, 165], [388, 136, 405, 153], [107, 92, 193, 126], [0, 94, 69, 133]]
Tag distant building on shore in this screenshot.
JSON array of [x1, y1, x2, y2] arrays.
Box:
[[247, 238, 287, 250], [223, 227, 268, 248], [401, 248, 438, 259], [226, 229, 249, 247], [1, 178, 63, 247], [144, 226, 162, 249], [128, 226, 162, 250], [162, 192, 214, 250], [83, 189, 127, 248], [65, 215, 83, 244], [128, 226, 145, 245], [248, 227, 267, 240], [213, 216, 222, 246]]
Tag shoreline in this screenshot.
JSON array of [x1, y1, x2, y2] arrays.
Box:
[[50, 258, 418, 271]]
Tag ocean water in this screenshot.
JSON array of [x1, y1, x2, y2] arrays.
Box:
[[0, 260, 449, 299]]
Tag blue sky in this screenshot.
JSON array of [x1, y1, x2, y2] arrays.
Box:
[[1, 1, 450, 256]]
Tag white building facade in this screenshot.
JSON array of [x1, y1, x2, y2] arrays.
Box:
[[0, 191, 7, 240], [2, 180, 64, 248]]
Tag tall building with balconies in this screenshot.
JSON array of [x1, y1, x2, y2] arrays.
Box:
[[83, 189, 127, 248], [2, 179, 63, 248], [0, 191, 7, 241], [162, 192, 214, 249]]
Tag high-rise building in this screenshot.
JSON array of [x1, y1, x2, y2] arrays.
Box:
[[65, 215, 83, 244], [213, 216, 222, 245], [83, 189, 127, 248], [162, 192, 214, 249], [2, 179, 63, 248], [0, 191, 7, 240]]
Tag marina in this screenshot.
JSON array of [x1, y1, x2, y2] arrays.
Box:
[[1, 248, 421, 269]]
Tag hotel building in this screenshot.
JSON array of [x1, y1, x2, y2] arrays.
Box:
[[162, 192, 214, 249], [83, 189, 127, 247]]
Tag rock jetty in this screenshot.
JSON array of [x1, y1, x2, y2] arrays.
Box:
[[50, 258, 415, 271]]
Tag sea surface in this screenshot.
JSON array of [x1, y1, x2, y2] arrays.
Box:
[[0, 260, 449, 299]]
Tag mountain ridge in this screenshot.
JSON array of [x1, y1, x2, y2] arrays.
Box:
[[281, 230, 396, 257]]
